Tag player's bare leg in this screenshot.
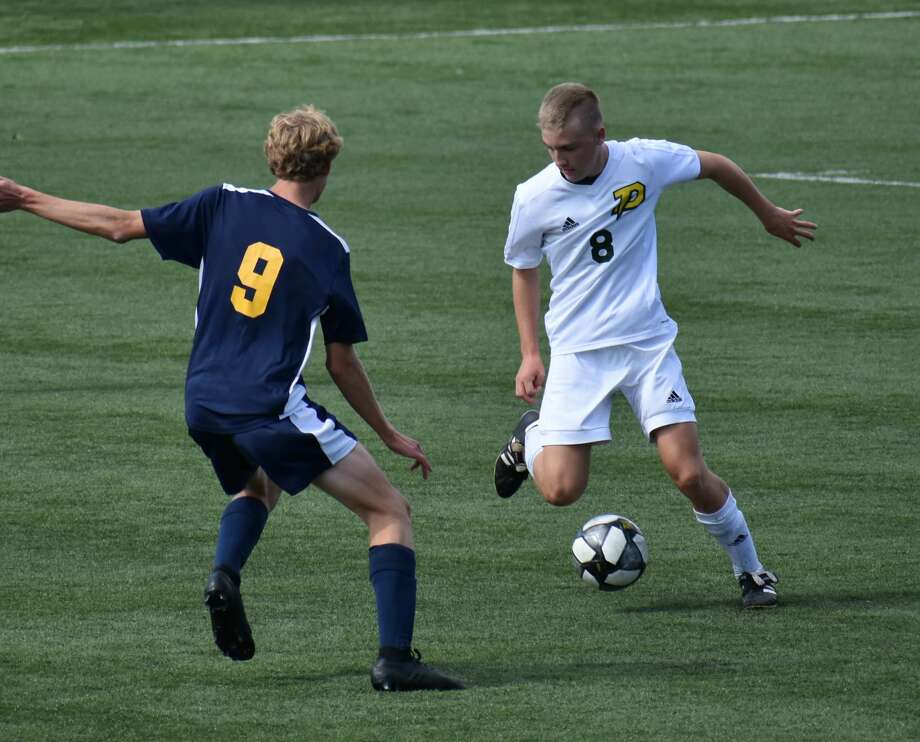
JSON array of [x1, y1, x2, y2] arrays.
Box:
[[531, 444, 592, 507], [204, 468, 281, 661], [313, 442, 413, 547], [314, 444, 463, 691], [231, 467, 283, 511], [654, 422, 778, 608], [494, 411, 591, 505], [654, 422, 728, 513]]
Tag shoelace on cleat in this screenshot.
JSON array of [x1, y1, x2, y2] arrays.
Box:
[[743, 570, 778, 588], [499, 449, 527, 472]]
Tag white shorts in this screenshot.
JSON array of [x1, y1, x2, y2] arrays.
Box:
[[538, 332, 696, 445]]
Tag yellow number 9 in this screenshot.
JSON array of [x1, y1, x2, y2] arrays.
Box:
[[230, 242, 284, 318]]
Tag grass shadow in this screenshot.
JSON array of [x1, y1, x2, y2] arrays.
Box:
[[457, 658, 739, 689], [609, 587, 920, 615]]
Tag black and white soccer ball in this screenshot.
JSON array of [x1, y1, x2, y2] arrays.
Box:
[[571, 514, 648, 591]]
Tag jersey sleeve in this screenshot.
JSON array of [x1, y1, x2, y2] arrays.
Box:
[[639, 140, 701, 191], [503, 186, 544, 269], [321, 253, 369, 345], [140, 185, 221, 267]]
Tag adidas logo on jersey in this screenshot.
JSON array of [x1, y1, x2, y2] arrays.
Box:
[[666, 390, 683, 403], [561, 217, 579, 233]]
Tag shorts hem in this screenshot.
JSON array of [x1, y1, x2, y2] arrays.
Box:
[[644, 411, 697, 440], [327, 436, 358, 467], [537, 426, 612, 446], [283, 432, 357, 495]]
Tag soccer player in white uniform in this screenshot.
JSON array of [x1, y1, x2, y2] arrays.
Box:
[[493, 83, 816, 609]]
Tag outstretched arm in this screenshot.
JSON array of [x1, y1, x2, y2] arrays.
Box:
[[512, 266, 545, 404], [0, 176, 146, 243], [695, 151, 817, 247], [325, 342, 431, 479]]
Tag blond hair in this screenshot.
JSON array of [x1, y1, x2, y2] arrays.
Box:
[[264, 105, 343, 181], [537, 82, 603, 132]]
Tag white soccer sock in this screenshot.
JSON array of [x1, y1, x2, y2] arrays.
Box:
[[694, 492, 763, 577], [524, 423, 544, 478]]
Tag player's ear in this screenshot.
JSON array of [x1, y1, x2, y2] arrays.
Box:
[[597, 126, 606, 143]]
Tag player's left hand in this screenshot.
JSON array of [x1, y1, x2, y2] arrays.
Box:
[[383, 429, 432, 480], [0, 176, 26, 212], [763, 207, 817, 247]]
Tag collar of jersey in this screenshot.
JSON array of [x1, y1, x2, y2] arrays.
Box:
[[267, 189, 318, 216]]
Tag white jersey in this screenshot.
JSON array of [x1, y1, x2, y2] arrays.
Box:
[[504, 138, 700, 354]]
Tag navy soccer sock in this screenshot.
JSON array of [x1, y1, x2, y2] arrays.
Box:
[[369, 543, 417, 654], [213, 497, 269, 580]]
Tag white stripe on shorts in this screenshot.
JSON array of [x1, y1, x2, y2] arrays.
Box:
[[284, 394, 356, 465]]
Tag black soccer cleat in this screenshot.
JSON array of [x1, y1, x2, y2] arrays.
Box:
[[371, 649, 464, 692], [204, 568, 255, 661], [494, 409, 539, 499], [739, 569, 779, 609]]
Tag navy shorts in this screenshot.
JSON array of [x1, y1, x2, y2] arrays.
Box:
[[189, 398, 357, 496]]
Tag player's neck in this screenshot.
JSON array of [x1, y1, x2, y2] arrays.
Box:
[[269, 178, 326, 211], [589, 142, 609, 178]]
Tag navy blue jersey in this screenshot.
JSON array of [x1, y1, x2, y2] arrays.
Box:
[[141, 183, 367, 433]]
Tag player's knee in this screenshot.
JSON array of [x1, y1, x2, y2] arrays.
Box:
[[377, 486, 412, 525], [395, 491, 412, 522], [541, 480, 585, 507], [669, 462, 706, 495], [237, 469, 282, 511]]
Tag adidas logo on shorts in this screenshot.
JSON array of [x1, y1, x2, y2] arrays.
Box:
[[666, 390, 683, 403], [561, 217, 579, 232]]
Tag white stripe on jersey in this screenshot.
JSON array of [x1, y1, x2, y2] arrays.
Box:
[[195, 256, 205, 328], [287, 314, 322, 397], [307, 213, 351, 253], [221, 183, 273, 196]]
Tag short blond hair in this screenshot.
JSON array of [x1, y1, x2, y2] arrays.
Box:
[[537, 82, 603, 132], [264, 105, 343, 181]]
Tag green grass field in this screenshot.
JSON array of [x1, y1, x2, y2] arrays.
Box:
[[1, 2, 919, 740]]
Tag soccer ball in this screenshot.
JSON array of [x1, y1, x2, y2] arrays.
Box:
[[571, 514, 648, 591]]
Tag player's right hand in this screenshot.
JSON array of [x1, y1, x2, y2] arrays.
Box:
[[0, 176, 26, 212], [515, 355, 545, 404], [382, 428, 432, 480]]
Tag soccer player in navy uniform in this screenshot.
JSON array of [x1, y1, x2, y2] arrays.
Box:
[[0, 105, 462, 691]]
